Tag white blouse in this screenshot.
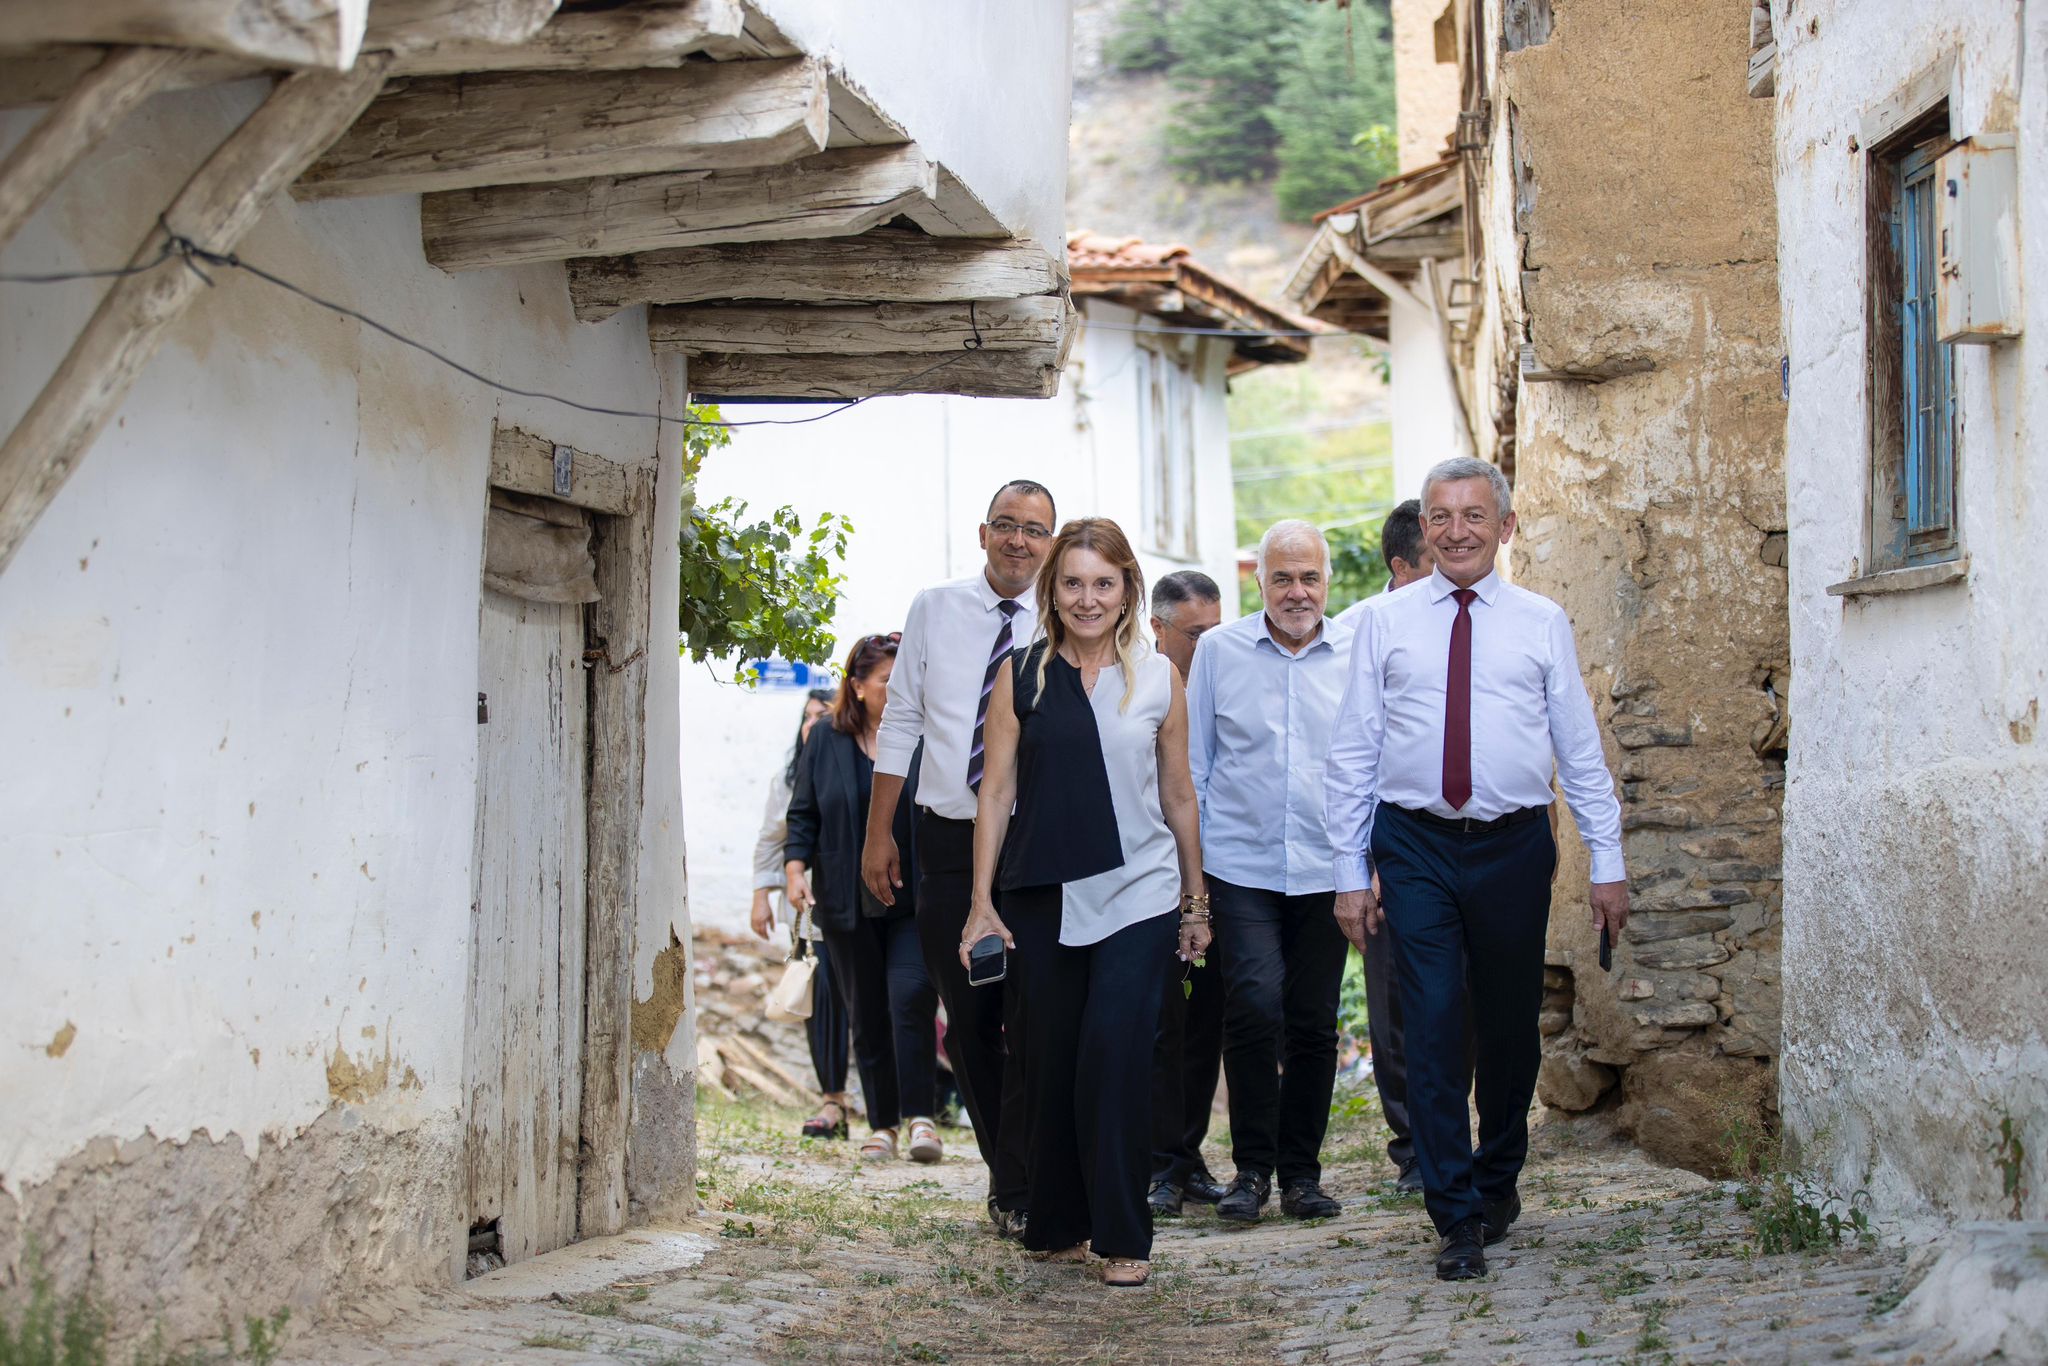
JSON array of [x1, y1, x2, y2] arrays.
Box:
[[1059, 648, 1181, 946]]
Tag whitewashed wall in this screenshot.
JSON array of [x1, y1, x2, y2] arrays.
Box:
[[1388, 297, 1461, 501], [755, 0, 1072, 250], [0, 78, 685, 1330], [683, 304, 1241, 933], [1775, 0, 2047, 1221]]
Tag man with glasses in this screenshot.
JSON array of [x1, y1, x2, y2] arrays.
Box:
[[1144, 571, 1229, 1217], [864, 480, 1056, 1236]]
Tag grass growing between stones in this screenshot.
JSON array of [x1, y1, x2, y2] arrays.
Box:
[[0, 1249, 292, 1366]]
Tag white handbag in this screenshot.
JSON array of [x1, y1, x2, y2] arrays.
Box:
[[764, 907, 817, 1022]]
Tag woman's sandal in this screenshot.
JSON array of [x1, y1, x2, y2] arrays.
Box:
[[859, 1127, 898, 1161], [905, 1117, 943, 1164], [800, 1099, 848, 1140], [1102, 1259, 1150, 1288]]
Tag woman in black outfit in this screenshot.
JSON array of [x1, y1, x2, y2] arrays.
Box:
[[785, 633, 944, 1163]]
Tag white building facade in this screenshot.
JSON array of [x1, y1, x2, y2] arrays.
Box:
[[1771, 0, 2046, 1221]]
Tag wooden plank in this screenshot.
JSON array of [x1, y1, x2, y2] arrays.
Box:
[[648, 296, 1066, 356], [0, 0, 369, 69], [295, 58, 827, 200], [362, 0, 557, 54], [687, 347, 1063, 400], [579, 466, 658, 1238], [823, 72, 906, 149], [0, 46, 190, 253], [548, 594, 588, 1255], [565, 229, 1064, 322], [694, 0, 798, 59], [0, 57, 391, 578], [0, 44, 258, 110], [389, 0, 745, 75], [901, 164, 1012, 238], [422, 143, 935, 273], [464, 591, 514, 1241], [489, 424, 641, 515]]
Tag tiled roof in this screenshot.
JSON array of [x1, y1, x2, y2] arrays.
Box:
[[1064, 229, 1324, 369], [1065, 231, 1192, 274]]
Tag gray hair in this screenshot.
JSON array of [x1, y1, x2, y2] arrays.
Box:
[[1255, 519, 1332, 583], [1420, 457, 1513, 519]]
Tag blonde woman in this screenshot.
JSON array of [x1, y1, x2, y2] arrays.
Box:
[[961, 518, 1210, 1289]]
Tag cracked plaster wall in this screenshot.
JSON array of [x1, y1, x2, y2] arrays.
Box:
[[1477, 0, 1789, 1172], [1773, 0, 2047, 1221], [0, 78, 691, 1340]]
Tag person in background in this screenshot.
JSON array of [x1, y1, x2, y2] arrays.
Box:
[[749, 686, 851, 1139], [1326, 457, 1628, 1281], [787, 634, 944, 1164], [862, 480, 1057, 1236], [1336, 500, 1434, 1191], [1190, 521, 1352, 1224], [962, 518, 1209, 1289], [1144, 570, 1228, 1218]]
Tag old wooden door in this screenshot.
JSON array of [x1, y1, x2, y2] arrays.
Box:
[[466, 587, 587, 1265]]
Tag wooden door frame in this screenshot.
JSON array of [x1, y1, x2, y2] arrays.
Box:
[[486, 421, 656, 1241]]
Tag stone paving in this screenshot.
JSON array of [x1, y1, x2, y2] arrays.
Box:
[[281, 1092, 1965, 1365]]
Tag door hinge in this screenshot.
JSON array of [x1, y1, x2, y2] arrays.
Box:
[[477, 691, 490, 724]]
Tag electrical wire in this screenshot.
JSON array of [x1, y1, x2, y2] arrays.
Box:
[[0, 223, 986, 431]]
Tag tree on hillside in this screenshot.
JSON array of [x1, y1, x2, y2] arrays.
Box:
[[1163, 0, 1307, 184], [1271, 2, 1398, 221], [1104, 0, 1177, 73]]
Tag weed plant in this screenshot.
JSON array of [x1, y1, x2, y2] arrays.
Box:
[[1723, 1120, 1872, 1255]]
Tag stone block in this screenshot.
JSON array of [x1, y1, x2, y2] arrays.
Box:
[[1628, 910, 1736, 941], [1539, 1007, 1572, 1036], [1629, 1000, 1718, 1029], [1616, 1048, 1775, 1175], [1536, 1051, 1617, 1111], [1634, 936, 1732, 970], [1618, 976, 1656, 1001], [1612, 723, 1695, 748], [1624, 806, 1696, 830]]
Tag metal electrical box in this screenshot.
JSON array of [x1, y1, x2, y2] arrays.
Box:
[[1936, 135, 2022, 344]]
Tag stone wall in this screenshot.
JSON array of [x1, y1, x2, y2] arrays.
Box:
[[1466, 0, 1788, 1172]]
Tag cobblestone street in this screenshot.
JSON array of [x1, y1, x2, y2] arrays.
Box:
[[280, 1089, 1957, 1364]]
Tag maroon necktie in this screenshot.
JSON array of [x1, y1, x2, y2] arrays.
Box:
[[1442, 588, 1477, 811]]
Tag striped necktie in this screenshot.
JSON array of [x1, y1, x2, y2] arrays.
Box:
[[967, 599, 1022, 794]]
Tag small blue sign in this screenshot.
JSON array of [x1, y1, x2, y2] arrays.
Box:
[[747, 658, 831, 691]]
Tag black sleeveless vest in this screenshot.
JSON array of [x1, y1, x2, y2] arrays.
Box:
[[997, 640, 1126, 891]]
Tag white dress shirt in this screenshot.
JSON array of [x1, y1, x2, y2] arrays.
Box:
[[875, 571, 1039, 821], [1324, 568, 1625, 892], [1186, 611, 1352, 896]]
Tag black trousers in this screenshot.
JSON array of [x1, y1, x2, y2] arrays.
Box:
[[1360, 929, 1414, 1170], [1372, 803, 1555, 1233], [1214, 877, 1346, 1186], [820, 913, 937, 1129], [1010, 888, 1176, 1261], [807, 936, 850, 1096], [915, 811, 1030, 1212], [1151, 951, 1223, 1186]]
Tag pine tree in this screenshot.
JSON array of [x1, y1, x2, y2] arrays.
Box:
[[1162, 0, 1307, 184], [1103, 0, 1178, 74], [1270, 2, 1398, 221]]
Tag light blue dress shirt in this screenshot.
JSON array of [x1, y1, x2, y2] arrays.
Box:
[[1186, 610, 1353, 895]]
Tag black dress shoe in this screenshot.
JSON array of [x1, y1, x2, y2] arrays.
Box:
[[1435, 1218, 1487, 1281], [1394, 1160, 1423, 1194], [1215, 1172, 1271, 1223], [1280, 1179, 1342, 1220], [1481, 1192, 1521, 1246], [1148, 1179, 1185, 1218], [1183, 1172, 1228, 1205]]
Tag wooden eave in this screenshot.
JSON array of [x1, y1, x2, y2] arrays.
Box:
[[0, 0, 1070, 439], [1283, 157, 1464, 339], [1072, 257, 1319, 370]]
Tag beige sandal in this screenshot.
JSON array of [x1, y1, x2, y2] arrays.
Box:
[[906, 1117, 943, 1164], [1103, 1259, 1150, 1288], [1034, 1243, 1090, 1264], [859, 1127, 897, 1161]]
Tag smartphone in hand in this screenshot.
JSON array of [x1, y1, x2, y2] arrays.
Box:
[[1599, 926, 1613, 973], [967, 934, 1007, 986]]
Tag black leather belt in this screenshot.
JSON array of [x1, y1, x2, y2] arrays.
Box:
[[1390, 803, 1548, 835]]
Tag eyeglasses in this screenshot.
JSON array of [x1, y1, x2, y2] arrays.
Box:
[[984, 518, 1053, 542], [858, 632, 903, 648]]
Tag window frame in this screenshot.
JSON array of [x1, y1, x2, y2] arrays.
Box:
[[1864, 104, 1960, 574]]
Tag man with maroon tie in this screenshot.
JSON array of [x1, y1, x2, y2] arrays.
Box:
[[1324, 457, 1629, 1281]]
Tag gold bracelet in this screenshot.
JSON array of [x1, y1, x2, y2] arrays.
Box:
[[1180, 892, 1211, 918]]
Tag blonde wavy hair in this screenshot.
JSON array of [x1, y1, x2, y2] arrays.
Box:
[[1032, 517, 1149, 712]]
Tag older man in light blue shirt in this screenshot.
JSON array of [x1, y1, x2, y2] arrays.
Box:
[[1186, 519, 1353, 1224]]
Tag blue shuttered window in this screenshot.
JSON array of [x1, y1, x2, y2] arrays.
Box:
[[1888, 140, 1959, 566]]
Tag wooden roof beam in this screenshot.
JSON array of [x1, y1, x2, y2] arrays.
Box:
[[387, 0, 747, 75], [687, 348, 1062, 401], [0, 57, 392, 576], [899, 164, 1010, 238], [421, 143, 935, 272], [361, 0, 558, 57], [295, 57, 828, 200], [649, 297, 1066, 356], [566, 229, 1063, 322], [0, 0, 371, 70]]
